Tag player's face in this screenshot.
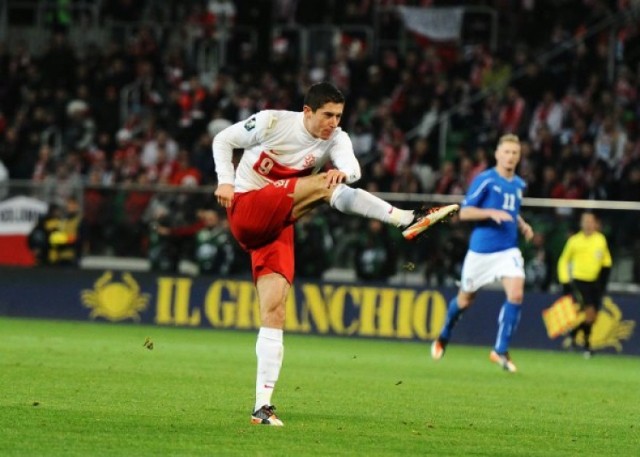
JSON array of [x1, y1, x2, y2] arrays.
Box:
[[303, 102, 344, 140], [495, 140, 521, 174]]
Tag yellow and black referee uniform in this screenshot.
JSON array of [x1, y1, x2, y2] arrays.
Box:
[[557, 216, 612, 354]]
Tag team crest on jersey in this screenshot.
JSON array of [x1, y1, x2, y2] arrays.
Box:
[[303, 153, 316, 168], [244, 117, 256, 131], [493, 185, 502, 193]]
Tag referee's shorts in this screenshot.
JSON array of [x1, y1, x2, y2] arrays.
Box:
[[572, 280, 603, 310]]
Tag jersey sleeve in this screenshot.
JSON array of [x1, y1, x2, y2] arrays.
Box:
[[462, 176, 493, 208], [212, 111, 274, 185], [557, 236, 574, 284], [328, 131, 361, 184]]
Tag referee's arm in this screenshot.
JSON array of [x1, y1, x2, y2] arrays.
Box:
[[597, 236, 613, 293], [557, 237, 574, 291], [598, 267, 611, 294]]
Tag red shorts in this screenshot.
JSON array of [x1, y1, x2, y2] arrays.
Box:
[[226, 178, 298, 284]]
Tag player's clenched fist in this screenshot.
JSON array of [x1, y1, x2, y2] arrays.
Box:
[[215, 183, 235, 208]]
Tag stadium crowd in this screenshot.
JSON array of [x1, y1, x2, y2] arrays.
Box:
[[1, 0, 639, 284]]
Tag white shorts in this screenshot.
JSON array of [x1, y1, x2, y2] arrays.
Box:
[[460, 247, 525, 293]]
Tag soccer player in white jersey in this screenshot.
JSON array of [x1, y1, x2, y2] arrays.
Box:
[[430, 134, 534, 372], [213, 82, 458, 425]]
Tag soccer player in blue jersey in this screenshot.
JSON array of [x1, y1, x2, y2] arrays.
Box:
[[431, 134, 534, 372]]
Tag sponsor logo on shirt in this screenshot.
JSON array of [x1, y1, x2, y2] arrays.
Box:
[[244, 117, 256, 131], [253, 151, 313, 180]]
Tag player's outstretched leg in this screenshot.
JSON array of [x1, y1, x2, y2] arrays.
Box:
[[324, 182, 458, 238], [402, 204, 460, 240]]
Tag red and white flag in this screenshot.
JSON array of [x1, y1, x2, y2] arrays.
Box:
[[0, 196, 48, 265]]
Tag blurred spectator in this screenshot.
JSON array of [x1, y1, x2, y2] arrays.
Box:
[[141, 130, 178, 168], [553, 169, 586, 200], [147, 203, 179, 272], [614, 140, 640, 183], [29, 196, 87, 267], [54, 196, 87, 265], [523, 232, 553, 291], [424, 222, 467, 287], [31, 145, 55, 182], [170, 149, 202, 187], [584, 161, 611, 201], [350, 120, 375, 165], [410, 137, 437, 192], [354, 220, 397, 282], [529, 91, 564, 144], [538, 165, 560, 199], [379, 126, 409, 177], [145, 144, 178, 184], [390, 163, 422, 194], [114, 144, 142, 182], [112, 173, 152, 256], [150, 204, 236, 275], [0, 128, 27, 179], [63, 99, 96, 153], [294, 212, 334, 279], [83, 169, 109, 254], [41, 160, 83, 206], [594, 115, 627, 169], [469, 146, 490, 182], [28, 203, 62, 266], [192, 132, 217, 185], [498, 86, 526, 135], [433, 161, 463, 195], [194, 208, 235, 276]]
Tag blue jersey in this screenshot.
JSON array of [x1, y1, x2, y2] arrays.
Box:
[[462, 168, 526, 253]]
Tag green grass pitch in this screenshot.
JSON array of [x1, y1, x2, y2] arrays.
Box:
[[1, 317, 638, 456]]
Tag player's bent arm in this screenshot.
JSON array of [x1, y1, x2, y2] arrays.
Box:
[[213, 125, 241, 185], [459, 206, 514, 223], [517, 215, 534, 241], [328, 131, 362, 184], [212, 112, 269, 184]]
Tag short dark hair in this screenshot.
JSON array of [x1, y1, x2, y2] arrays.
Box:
[[304, 82, 345, 111]]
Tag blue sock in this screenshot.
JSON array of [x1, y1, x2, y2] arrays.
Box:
[[494, 301, 522, 354], [439, 297, 465, 342]]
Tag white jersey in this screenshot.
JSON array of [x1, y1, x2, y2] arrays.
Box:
[[212, 110, 361, 192]]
